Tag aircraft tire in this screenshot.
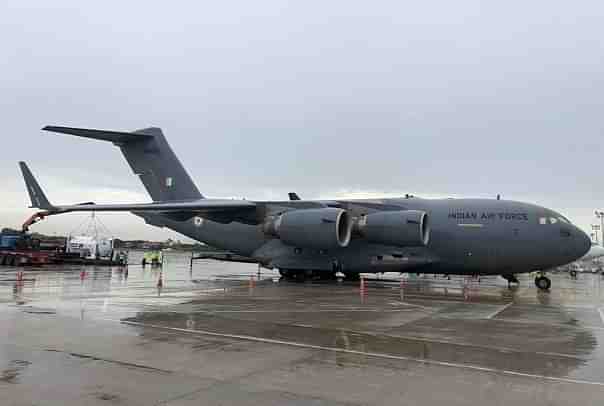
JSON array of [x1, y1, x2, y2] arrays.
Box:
[[535, 276, 551, 291], [570, 270, 577, 278], [318, 271, 337, 280], [0, 255, 5, 266], [279, 269, 295, 279], [343, 272, 360, 281], [279, 269, 306, 280]]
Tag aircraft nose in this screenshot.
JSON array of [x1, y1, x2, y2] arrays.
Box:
[[573, 226, 591, 259]]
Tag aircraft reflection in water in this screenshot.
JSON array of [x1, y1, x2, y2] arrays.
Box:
[[127, 302, 596, 380], [19, 125, 590, 291]]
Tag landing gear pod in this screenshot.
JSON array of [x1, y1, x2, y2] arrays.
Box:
[[264, 208, 352, 249], [356, 210, 430, 247]]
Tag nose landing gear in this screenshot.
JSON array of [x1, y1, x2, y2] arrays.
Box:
[[534, 273, 551, 291], [502, 274, 519, 288]]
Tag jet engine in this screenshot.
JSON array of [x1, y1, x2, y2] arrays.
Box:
[[264, 208, 352, 249], [355, 210, 430, 247]]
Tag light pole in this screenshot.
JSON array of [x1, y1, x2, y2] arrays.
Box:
[[595, 211, 604, 247], [592, 224, 600, 245]]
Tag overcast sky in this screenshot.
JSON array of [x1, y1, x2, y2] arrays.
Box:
[[1, 1, 603, 241]]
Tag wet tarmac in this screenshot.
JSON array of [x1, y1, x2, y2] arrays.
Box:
[[2, 251, 604, 405]]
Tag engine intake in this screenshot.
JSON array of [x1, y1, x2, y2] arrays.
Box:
[[356, 210, 430, 247], [264, 208, 352, 249]]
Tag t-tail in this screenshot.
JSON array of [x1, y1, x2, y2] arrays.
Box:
[[43, 126, 203, 202]]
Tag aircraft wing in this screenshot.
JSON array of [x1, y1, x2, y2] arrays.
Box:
[[49, 199, 256, 217], [19, 161, 257, 223], [48, 200, 255, 213]]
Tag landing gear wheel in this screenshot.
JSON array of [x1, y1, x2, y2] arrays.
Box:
[[343, 272, 360, 281], [318, 271, 337, 280], [570, 270, 577, 278], [279, 269, 296, 279], [535, 276, 551, 291], [502, 274, 519, 288]]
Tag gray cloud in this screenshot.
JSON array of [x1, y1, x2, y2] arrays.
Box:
[[2, 1, 603, 239]]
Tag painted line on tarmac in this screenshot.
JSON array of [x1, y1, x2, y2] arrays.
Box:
[[485, 302, 514, 319], [494, 316, 604, 331], [200, 309, 410, 313], [598, 308, 604, 326], [118, 319, 604, 387]]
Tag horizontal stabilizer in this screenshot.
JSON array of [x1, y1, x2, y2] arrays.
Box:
[[43, 126, 153, 144]]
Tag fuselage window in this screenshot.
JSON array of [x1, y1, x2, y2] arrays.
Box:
[[560, 229, 572, 237]]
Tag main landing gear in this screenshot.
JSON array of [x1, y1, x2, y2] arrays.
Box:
[[278, 269, 337, 281], [534, 273, 551, 291]]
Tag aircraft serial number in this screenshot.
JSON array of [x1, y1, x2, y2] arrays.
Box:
[[448, 212, 529, 221]]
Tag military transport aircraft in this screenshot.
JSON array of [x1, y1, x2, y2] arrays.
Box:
[[19, 126, 591, 290]]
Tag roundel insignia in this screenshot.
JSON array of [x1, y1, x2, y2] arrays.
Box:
[[193, 217, 204, 227]]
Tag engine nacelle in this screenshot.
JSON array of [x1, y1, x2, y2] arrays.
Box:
[[264, 208, 352, 249], [355, 210, 430, 247]]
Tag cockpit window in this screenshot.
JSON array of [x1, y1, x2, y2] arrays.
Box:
[[539, 216, 571, 225]]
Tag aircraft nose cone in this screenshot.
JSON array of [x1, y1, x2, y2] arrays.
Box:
[[574, 226, 591, 259]]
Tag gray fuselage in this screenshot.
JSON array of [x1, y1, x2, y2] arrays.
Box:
[[138, 197, 591, 276]]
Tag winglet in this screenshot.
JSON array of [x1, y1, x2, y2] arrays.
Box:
[[19, 162, 54, 210]]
